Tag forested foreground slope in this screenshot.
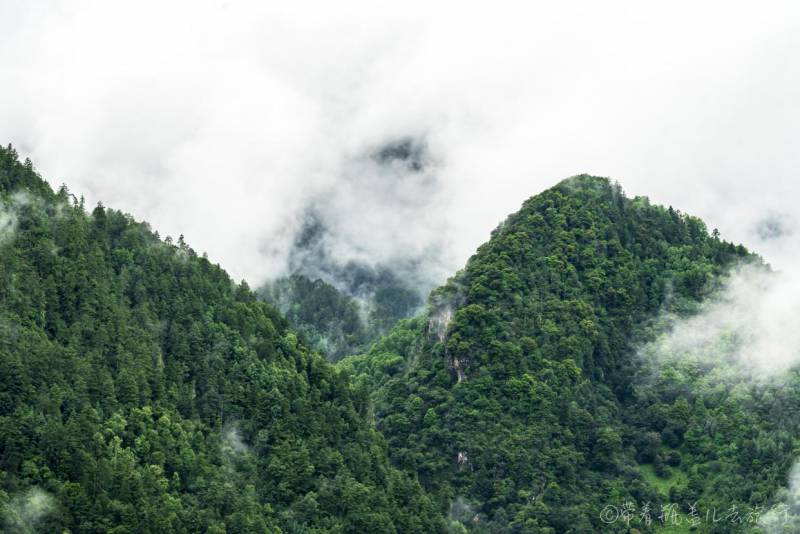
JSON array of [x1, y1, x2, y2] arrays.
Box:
[[341, 176, 800, 532], [0, 145, 443, 533]]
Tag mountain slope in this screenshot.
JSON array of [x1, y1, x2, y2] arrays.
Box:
[[5, 146, 795, 533], [341, 175, 763, 532], [257, 205, 427, 363], [0, 145, 443, 533], [258, 269, 425, 362], [258, 274, 369, 361]]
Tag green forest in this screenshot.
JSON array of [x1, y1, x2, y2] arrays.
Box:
[[2, 145, 798, 532], [0, 146, 442, 532]]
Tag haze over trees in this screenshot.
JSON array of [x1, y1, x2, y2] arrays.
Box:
[[340, 177, 793, 532], [1, 146, 797, 533], [0, 145, 442, 532]]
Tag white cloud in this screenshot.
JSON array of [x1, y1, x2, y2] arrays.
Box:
[[760, 462, 800, 532], [0, 191, 38, 246], [3, 487, 55, 532], [223, 425, 249, 455], [1, 1, 799, 289], [640, 263, 800, 378], [0, 204, 17, 245]]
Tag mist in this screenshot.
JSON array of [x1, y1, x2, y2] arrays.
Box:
[[631, 207, 800, 528], [1, 1, 799, 291], [3, 488, 55, 533], [759, 462, 800, 532], [0, 191, 39, 246], [638, 262, 800, 379], [0, 202, 17, 245], [223, 425, 250, 455]]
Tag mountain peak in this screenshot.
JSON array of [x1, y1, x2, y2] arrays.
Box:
[[343, 174, 755, 529]]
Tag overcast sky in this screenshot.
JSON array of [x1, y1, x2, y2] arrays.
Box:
[[2, 0, 799, 286]]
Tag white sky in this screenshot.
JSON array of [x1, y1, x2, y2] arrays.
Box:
[[1, 0, 799, 285]]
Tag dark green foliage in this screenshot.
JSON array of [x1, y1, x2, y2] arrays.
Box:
[[275, 207, 424, 358], [0, 146, 443, 533], [0, 145, 55, 200], [259, 274, 367, 361], [260, 269, 422, 362], [4, 146, 795, 534], [341, 175, 760, 532]]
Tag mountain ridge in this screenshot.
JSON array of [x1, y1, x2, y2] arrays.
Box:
[[0, 144, 444, 532], [340, 174, 772, 532], [2, 145, 795, 533]]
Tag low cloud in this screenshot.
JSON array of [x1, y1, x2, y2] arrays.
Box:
[[3, 488, 55, 533], [223, 425, 250, 455], [0, 191, 38, 246], [448, 496, 480, 530], [759, 462, 800, 532], [639, 263, 800, 379], [635, 236, 800, 528], [0, 204, 17, 245], [2, 1, 799, 290]]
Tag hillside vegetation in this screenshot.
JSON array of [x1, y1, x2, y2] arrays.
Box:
[[0, 145, 442, 533], [3, 144, 796, 533], [341, 176, 795, 532]]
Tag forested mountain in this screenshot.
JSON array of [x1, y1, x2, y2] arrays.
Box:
[[258, 209, 426, 362], [341, 176, 800, 532], [3, 143, 798, 534], [258, 274, 368, 361], [0, 145, 443, 533], [258, 271, 421, 362]]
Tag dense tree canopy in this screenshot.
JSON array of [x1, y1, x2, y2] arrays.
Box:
[[3, 144, 796, 533], [259, 269, 422, 362], [340, 175, 788, 533], [0, 145, 442, 533]]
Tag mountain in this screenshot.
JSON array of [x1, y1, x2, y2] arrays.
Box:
[[258, 210, 426, 362], [340, 176, 800, 532], [4, 143, 798, 533], [258, 274, 369, 361], [0, 145, 443, 532], [258, 268, 423, 362]]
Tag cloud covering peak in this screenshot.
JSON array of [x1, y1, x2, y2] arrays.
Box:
[[1, 1, 799, 285]]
